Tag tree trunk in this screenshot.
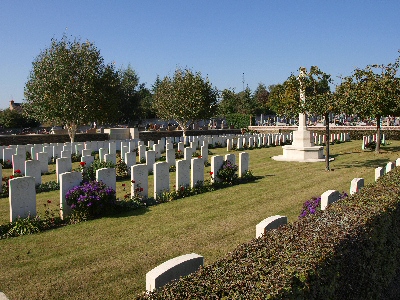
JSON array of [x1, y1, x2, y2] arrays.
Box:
[[67, 122, 77, 143], [325, 112, 330, 171], [375, 115, 381, 153]]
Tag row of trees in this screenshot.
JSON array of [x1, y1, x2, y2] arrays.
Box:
[[21, 35, 400, 149], [268, 56, 400, 154]]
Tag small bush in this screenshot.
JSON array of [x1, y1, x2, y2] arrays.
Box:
[[65, 180, 116, 220], [217, 160, 238, 184]]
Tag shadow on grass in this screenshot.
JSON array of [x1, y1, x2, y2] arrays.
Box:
[[380, 145, 400, 152], [108, 206, 150, 218], [334, 158, 391, 169]]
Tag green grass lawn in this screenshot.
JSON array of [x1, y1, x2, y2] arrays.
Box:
[[1, 140, 400, 299]]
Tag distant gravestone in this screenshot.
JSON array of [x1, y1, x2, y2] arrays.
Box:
[[109, 142, 116, 155], [96, 168, 116, 192], [225, 153, 236, 166], [166, 149, 176, 167], [385, 161, 395, 174], [3, 148, 14, 164], [201, 145, 208, 162], [9, 176, 36, 222], [59, 171, 82, 219], [75, 144, 84, 156], [104, 153, 116, 165], [82, 149, 92, 157], [350, 178, 364, 195], [146, 253, 204, 292], [25, 160, 41, 185], [146, 150, 156, 172], [36, 152, 49, 174], [125, 152, 136, 172], [56, 158, 72, 183], [12, 153, 25, 175], [121, 145, 129, 162], [53, 145, 63, 159], [138, 145, 146, 162], [184, 147, 193, 160], [81, 156, 95, 167], [375, 167, 384, 181], [99, 148, 108, 162], [177, 142, 184, 153]]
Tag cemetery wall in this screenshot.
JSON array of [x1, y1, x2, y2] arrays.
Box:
[[136, 168, 400, 299], [0, 133, 109, 146]]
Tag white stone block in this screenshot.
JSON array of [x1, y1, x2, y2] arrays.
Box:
[[386, 162, 395, 174], [146, 150, 156, 172], [375, 167, 384, 181], [321, 190, 340, 210], [12, 153, 25, 175], [350, 178, 364, 195], [146, 253, 203, 292], [211, 155, 224, 183], [36, 152, 48, 174], [166, 149, 176, 167], [256, 215, 287, 238]]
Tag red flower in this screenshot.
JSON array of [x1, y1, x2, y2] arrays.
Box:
[[180, 186, 184, 191], [131, 180, 135, 183], [198, 156, 202, 159], [140, 188, 144, 192], [15, 169, 21, 174], [80, 162, 86, 166], [47, 200, 52, 203], [177, 150, 182, 153], [124, 194, 129, 199], [209, 171, 213, 175], [9, 175, 14, 179], [122, 183, 126, 187]]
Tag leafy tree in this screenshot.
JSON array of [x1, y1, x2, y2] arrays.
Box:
[[24, 35, 120, 142], [336, 55, 400, 152], [153, 68, 218, 136], [0, 108, 40, 129], [218, 88, 238, 116], [253, 83, 273, 115]]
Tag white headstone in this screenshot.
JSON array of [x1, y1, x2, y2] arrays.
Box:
[[154, 162, 170, 199], [321, 190, 340, 210], [350, 178, 364, 195], [131, 164, 148, 198], [239, 152, 249, 177], [211, 155, 224, 183], [60, 171, 82, 219], [166, 149, 176, 167], [176, 159, 190, 190], [36, 152, 48, 174], [375, 167, 384, 181], [256, 215, 287, 238], [56, 158, 72, 183], [191, 158, 204, 188], [25, 160, 41, 185], [12, 153, 25, 175], [146, 150, 156, 172], [104, 153, 116, 165], [96, 168, 116, 192], [146, 253, 204, 292], [9, 176, 36, 222]]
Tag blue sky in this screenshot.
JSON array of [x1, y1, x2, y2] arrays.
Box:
[[0, 1, 399, 109]]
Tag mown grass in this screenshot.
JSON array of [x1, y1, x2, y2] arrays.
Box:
[[1, 140, 400, 299]]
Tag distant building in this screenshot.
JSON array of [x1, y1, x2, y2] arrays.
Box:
[[9, 100, 22, 111]]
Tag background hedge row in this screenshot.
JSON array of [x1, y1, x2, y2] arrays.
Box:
[[136, 167, 400, 299]]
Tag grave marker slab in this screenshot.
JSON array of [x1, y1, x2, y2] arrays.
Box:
[[9, 176, 36, 222], [131, 164, 148, 198], [321, 190, 340, 210], [60, 171, 82, 219], [25, 160, 41, 185], [96, 168, 116, 192], [154, 162, 169, 199], [256, 215, 287, 238]]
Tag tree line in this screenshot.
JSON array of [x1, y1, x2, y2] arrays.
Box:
[[4, 35, 399, 149]]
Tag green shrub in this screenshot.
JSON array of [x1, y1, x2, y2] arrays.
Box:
[[136, 168, 400, 299]]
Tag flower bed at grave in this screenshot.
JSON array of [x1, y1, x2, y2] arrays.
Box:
[[135, 168, 400, 299], [0, 159, 257, 238]]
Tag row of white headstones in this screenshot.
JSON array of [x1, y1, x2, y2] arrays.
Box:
[[362, 134, 386, 149], [5, 132, 262, 223], [145, 156, 398, 292]]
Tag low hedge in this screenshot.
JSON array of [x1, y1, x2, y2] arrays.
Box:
[[136, 168, 400, 299]]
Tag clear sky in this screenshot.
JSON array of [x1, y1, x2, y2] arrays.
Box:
[[0, 1, 399, 109]]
